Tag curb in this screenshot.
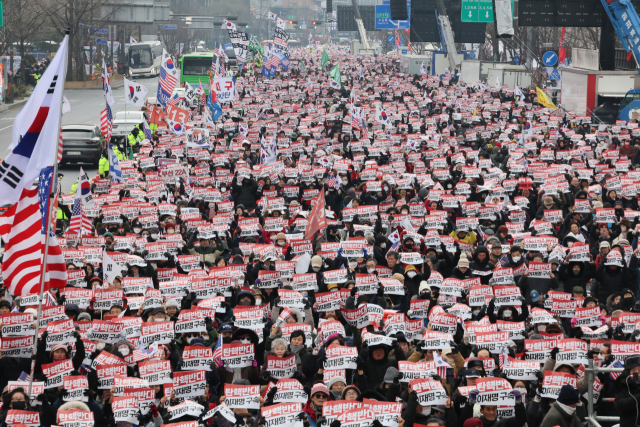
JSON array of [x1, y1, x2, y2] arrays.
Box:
[[0, 97, 29, 113], [65, 81, 125, 91]]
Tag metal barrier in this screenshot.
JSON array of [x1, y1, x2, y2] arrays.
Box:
[[586, 358, 624, 427]]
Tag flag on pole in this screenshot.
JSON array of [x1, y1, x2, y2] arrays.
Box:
[[304, 190, 327, 239], [321, 49, 329, 70], [375, 104, 391, 126], [100, 105, 113, 144], [260, 134, 277, 165], [68, 193, 92, 236], [157, 49, 179, 108], [108, 142, 122, 182], [536, 86, 557, 109], [328, 63, 341, 89], [268, 12, 277, 21], [212, 336, 223, 365], [420, 61, 427, 75], [142, 119, 152, 140], [514, 85, 525, 99], [130, 36, 137, 44], [101, 58, 115, 106], [0, 36, 67, 206], [123, 78, 148, 107], [77, 167, 95, 207]]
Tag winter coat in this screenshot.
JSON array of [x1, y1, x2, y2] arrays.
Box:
[[469, 246, 495, 285], [231, 177, 259, 209], [615, 373, 640, 427], [540, 402, 582, 427], [518, 271, 560, 304], [593, 264, 636, 306]]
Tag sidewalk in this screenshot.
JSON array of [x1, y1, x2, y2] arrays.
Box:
[[0, 97, 29, 114]]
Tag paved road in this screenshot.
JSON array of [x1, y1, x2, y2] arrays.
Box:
[[0, 77, 159, 193]]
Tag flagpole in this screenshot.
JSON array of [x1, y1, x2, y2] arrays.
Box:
[[27, 30, 69, 398]]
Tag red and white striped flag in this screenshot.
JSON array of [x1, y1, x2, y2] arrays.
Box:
[[68, 196, 92, 235], [58, 130, 63, 164], [0, 187, 66, 296], [100, 105, 112, 143]]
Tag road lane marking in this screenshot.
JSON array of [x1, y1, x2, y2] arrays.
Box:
[[0, 124, 13, 131]]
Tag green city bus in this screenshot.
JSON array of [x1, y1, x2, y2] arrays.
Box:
[[179, 52, 214, 94]]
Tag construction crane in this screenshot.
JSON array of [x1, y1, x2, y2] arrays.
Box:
[[435, 0, 462, 73], [350, 0, 376, 55]]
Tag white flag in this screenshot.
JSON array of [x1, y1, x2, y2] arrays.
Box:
[[103, 250, 126, 285], [108, 142, 122, 182], [130, 36, 138, 44], [124, 78, 148, 107], [101, 58, 115, 106], [78, 167, 95, 207], [0, 35, 68, 206], [515, 85, 525, 99], [62, 96, 72, 115], [260, 135, 277, 165], [268, 12, 277, 21], [420, 61, 427, 75]]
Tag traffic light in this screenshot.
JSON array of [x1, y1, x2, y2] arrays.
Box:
[[289, 20, 294, 24]]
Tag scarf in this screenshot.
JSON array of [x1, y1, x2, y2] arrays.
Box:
[[291, 345, 304, 365], [310, 401, 323, 419], [556, 401, 576, 415]]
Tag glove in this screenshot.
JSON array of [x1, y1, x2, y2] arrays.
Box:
[[415, 340, 425, 350], [450, 341, 459, 354], [393, 371, 403, 385], [37, 394, 47, 405], [587, 348, 600, 360], [371, 420, 383, 427], [535, 371, 544, 382], [377, 285, 384, 297], [330, 420, 341, 427], [234, 413, 246, 426], [83, 389, 92, 402], [261, 371, 271, 381], [604, 354, 615, 366], [59, 388, 69, 399], [267, 387, 278, 402], [41, 331, 48, 341], [549, 347, 559, 360], [292, 370, 303, 381], [297, 413, 308, 422], [511, 389, 522, 404], [150, 403, 159, 418], [73, 331, 81, 339], [337, 248, 343, 257], [189, 292, 197, 302], [429, 373, 441, 382], [58, 296, 66, 306], [607, 327, 614, 339], [205, 317, 213, 329], [350, 287, 357, 298], [252, 359, 258, 367], [362, 247, 368, 258], [356, 355, 366, 371], [468, 389, 479, 405]]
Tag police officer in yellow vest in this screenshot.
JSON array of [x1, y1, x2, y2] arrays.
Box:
[[70, 180, 78, 194], [127, 128, 140, 147], [99, 150, 109, 178], [113, 144, 124, 161]]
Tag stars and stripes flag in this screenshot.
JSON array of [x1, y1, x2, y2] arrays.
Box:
[[433, 352, 450, 378], [499, 347, 509, 370], [58, 130, 63, 163], [157, 49, 178, 107], [167, 92, 180, 107], [212, 336, 223, 365], [45, 291, 57, 306], [18, 372, 30, 382], [68, 194, 91, 235], [159, 65, 178, 95], [100, 105, 112, 143], [0, 167, 66, 297], [498, 254, 510, 267], [326, 174, 336, 188], [610, 360, 624, 380]]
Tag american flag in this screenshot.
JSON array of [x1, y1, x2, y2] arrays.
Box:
[[68, 195, 91, 235], [212, 336, 223, 365], [477, 228, 487, 242], [497, 255, 510, 267], [326, 174, 336, 188], [44, 291, 57, 306], [610, 360, 624, 380], [18, 371, 30, 382], [499, 347, 509, 370], [100, 105, 112, 143], [133, 349, 150, 362], [159, 66, 178, 98], [167, 92, 180, 106], [0, 168, 66, 297]]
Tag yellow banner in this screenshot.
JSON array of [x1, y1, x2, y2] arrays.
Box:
[[536, 87, 556, 109]]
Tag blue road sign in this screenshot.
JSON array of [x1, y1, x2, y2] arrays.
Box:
[[223, 43, 233, 50], [400, 49, 408, 54], [301, 21, 306, 24], [93, 28, 108, 34], [542, 51, 558, 66], [513, 55, 520, 64], [96, 39, 108, 44], [549, 68, 561, 80], [388, 36, 395, 43], [164, 25, 177, 30], [375, 4, 410, 29], [468, 52, 476, 59]]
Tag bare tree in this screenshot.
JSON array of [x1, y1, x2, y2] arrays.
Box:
[[6, 0, 47, 84]]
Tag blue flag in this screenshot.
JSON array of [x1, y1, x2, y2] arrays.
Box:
[[108, 143, 122, 182]]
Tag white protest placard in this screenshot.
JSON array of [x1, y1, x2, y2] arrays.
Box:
[[409, 378, 447, 406], [324, 345, 358, 370], [233, 306, 266, 329], [1, 313, 35, 336], [222, 343, 255, 368], [173, 370, 207, 399], [502, 359, 540, 381], [421, 331, 454, 350], [494, 286, 522, 306], [58, 409, 94, 427], [112, 396, 139, 424], [63, 375, 89, 402], [140, 321, 175, 347], [168, 400, 205, 420], [272, 378, 308, 404], [322, 401, 363, 423], [261, 402, 304, 427], [574, 306, 601, 328], [265, 355, 297, 379], [476, 377, 515, 406], [556, 338, 589, 364], [475, 331, 511, 354], [138, 359, 172, 385], [338, 407, 376, 427], [42, 359, 74, 389], [123, 388, 156, 415], [96, 364, 128, 389], [541, 371, 577, 399], [45, 318, 75, 351], [397, 361, 437, 383]]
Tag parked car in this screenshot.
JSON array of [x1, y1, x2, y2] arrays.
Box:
[[60, 125, 103, 166]]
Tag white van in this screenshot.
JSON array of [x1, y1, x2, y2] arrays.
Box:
[[112, 111, 148, 141]]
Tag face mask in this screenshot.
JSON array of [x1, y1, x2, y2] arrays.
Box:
[[222, 337, 233, 344], [291, 345, 304, 354], [380, 244, 386, 249], [221, 187, 227, 192], [134, 228, 141, 233], [119, 347, 130, 356], [240, 300, 252, 306], [12, 401, 27, 411], [512, 256, 521, 262], [349, 261, 357, 268], [473, 309, 480, 316], [407, 272, 417, 278], [313, 266, 321, 272], [405, 243, 414, 249], [567, 241, 574, 247], [401, 210, 409, 214], [151, 233, 158, 239], [240, 338, 251, 344], [384, 186, 389, 192], [331, 390, 342, 400], [276, 241, 285, 246], [503, 310, 512, 317], [538, 325, 546, 332], [557, 402, 576, 415], [96, 342, 105, 350], [515, 387, 527, 396], [255, 299, 262, 305], [367, 268, 375, 274], [142, 234, 149, 238], [421, 407, 431, 416], [573, 269, 580, 275]]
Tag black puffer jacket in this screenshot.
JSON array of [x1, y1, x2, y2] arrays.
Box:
[[231, 176, 259, 209], [615, 372, 640, 427], [358, 342, 406, 391], [594, 264, 635, 306], [469, 245, 494, 285]]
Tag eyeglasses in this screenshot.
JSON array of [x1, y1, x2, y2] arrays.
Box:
[[314, 394, 328, 400], [12, 398, 26, 402]]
